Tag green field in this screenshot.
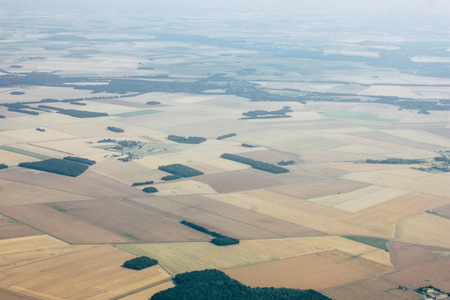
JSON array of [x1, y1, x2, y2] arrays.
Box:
[[0, 145, 51, 160], [342, 235, 390, 252], [113, 109, 161, 118], [319, 111, 397, 122]]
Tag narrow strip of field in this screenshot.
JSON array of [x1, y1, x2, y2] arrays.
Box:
[[113, 109, 161, 117], [0, 145, 51, 160]]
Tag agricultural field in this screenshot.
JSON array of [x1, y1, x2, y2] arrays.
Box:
[[0, 1, 449, 299]]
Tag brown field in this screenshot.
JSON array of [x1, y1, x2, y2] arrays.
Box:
[[321, 276, 422, 300], [433, 204, 450, 218], [357, 192, 450, 223], [120, 281, 175, 300], [389, 242, 450, 270], [240, 236, 391, 266], [0, 235, 93, 271], [381, 257, 450, 291], [133, 195, 324, 239], [152, 180, 217, 195], [91, 159, 156, 185], [396, 212, 450, 249], [0, 215, 40, 240], [425, 128, 450, 139], [0, 167, 143, 198], [0, 290, 31, 300], [195, 170, 284, 193], [343, 169, 450, 197], [0, 245, 172, 300], [0, 199, 212, 244], [385, 129, 450, 148], [270, 178, 370, 200], [224, 250, 392, 290], [117, 241, 273, 276], [0, 178, 91, 206], [206, 190, 393, 238]]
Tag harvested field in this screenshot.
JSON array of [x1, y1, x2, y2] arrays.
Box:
[[343, 169, 450, 197], [233, 150, 299, 165], [270, 178, 370, 200], [381, 258, 450, 291], [224, 250, 392, 290], [0, 199, 212, 244], [309, 185, 409, 212], [240, 236, 391, 266], [0, 178, 91, 206], [0, 150, 40, 166], [91, 98, 151, 108], [92, 159, 156, 185], [113, 108, 161, 117], [326, 162, 416, 172], [0, 215, 40, 240], [384, 129, 450, 148], [321, 276, 422, 300], [0, 235, 93, 271], [117, 241, 273, 276], [0, 245, 172, 300], [0, 127, 78, 143], [389, 242, 450, 270], [195, 170, 284, 193], [152, 180, 217, 195], [0, 290, 31, 300], [433, 204, 450, 218], [358, 192, 450, 223], [31, 139, 111, 156], [0, 145, 52, 160], [120, 281, 175, 300], [206, 190, 392, 238], [396, 212, 450, 249], [0, 167, 143, 198], [133, 195, 324, 240]]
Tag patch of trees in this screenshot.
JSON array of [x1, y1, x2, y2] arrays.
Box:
[[161, 175, 182, 181], [7, 108, 39, 115], [36, 128, 45, 132], [217, 133, 236, 140], [38, 105, 108, 118], [146, 101, 160, 105], [180, 220, 239, 246], [10, 91, 24, 95], [167, 135, 206, 144], [19, 158, 89, 177], [132, 180, 154, 186], [158, 164, 204, 178], [220, 153, 289, 174], [123, 256, 158, 270], [151, 269, 331, 300], [97, 138, 116, 143], [142, 187, 158, 193], [241, 106, 293, 120], [278, 160, 296, 166], [0, 164, 8, 170], [70, 102, 86, 106], [434, 156, 448, 162], [241, 143, 258, 148], [0, 115, 5, 118], [107, 126, 124, 133], [366, 158, 425, 164], [63, 156, 96, 166]]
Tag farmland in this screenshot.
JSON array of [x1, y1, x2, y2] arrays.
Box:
[[0, 1, 449, 299]]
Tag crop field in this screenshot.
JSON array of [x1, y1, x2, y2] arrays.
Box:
[[0, 145, 52, 160], [0, 235, 93, 271], [0, 167, 141, 198], [195, 170, 284, 193], [385, 129, 450, 148], [0, 149, 40, 166], [381, 258, 450, 291], [120, 281, 175, 300], [321, 276, 422, 300], [433, 204, 450, 218], [231, 150, 299, 165], [0, 290, 31, 300], [309, 185, 409, 212], [113, 108, 161, 118], [389, 241, 450, 270], [0, 215, 40, 240], [396, 212, 450, 249], [92, 159, 157, 185], [206, 190, 392, 238], [224, 250, 392, 290], [152, 180, 217, 195], [318, 110, 396, 122], [240, 236, 391, 266], [117, 241, 273, 276], [0, 199, 212, 244], [0, 245, 172, 300]]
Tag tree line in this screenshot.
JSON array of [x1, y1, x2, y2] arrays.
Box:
[[158, 164, 204, 178], [221, 153, 289, 174], [180, 220, 239, 246], [167, 135, 206, 144], [19, 158, 89, 177]]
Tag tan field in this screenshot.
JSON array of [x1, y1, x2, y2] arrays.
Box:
[[117, 242, 273, 276], [152, 180, 217, 195], [396, 212, 450, 249], [91, 159, 156, 185], [0, 235, 94, 271], [119, 282, 175, 300], [0, 150, 40, 166], [224, 250, 392, 290], [0, 214, 40, 240], [0, 245, 172, 300], [0, 127, 79, 143], [240, 236, 391, 266]]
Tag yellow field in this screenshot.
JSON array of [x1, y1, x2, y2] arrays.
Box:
[[1, 128, 79, 143], [0, 245, 172, 300], [0, 178, 91, 206], [343, 169, 450, 197], [120, 282, 175, 300], [309, 185, 409, 212], [152, 180, 217, 195], [396, 212, 450, 249], [0, 150, 40, 166], [91, 159, 156, 185], [0, 235, 93, 271], [116, 241, 273, 276], [240, 236, 391, 266], [206, 190, 392, 238], [32, 139, 111, 156], [358, 192, 450, 223], [135, 156, 176, 169]]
